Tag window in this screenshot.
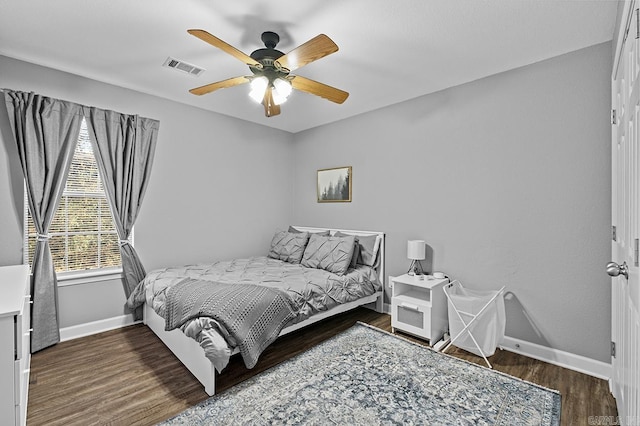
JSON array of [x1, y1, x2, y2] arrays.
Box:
[[25, 118, 124, 275]]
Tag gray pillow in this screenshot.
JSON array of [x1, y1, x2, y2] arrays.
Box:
[[334, 231, 359, 270], [288, 226, 330, 236], [301, 234, 356, 276], [268, 231, 310, 264], [354, 234, 380, 267]]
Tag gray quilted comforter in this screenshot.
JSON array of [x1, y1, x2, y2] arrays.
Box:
[[127, 256, 381, 371]]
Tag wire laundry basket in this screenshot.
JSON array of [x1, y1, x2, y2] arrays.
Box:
[[442, 280, 506, 368]]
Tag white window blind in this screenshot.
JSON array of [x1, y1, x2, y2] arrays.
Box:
[[25, 118, 123, 275]]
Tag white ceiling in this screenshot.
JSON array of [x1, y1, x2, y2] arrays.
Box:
[[0, 0, 618, 134]]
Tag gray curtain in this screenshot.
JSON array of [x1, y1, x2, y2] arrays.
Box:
[[3, 90, 83, 352], [83, 107, 159, 320]]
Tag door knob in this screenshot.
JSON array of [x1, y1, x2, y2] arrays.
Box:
[[607, 261, 629, 279]]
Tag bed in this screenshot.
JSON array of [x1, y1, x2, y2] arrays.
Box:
[[128, 226, 385, 396]]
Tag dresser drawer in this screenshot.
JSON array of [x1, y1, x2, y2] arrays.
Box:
[[15, 294, 31, 426], [15, 312, 23, 361], [14, 295, 30, 361], [14, 357, 29, 408], [21, 295, 30, 360], [13, 341, 30, 426], [14, 298, 30, 408]]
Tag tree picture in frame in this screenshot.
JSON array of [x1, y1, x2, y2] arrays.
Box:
[[317, 166, 352, 202]]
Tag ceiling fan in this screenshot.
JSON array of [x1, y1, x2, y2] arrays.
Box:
[[187, 29, 349, 117]]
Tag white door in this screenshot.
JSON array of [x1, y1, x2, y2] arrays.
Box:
[[610, 2, 640, 423]]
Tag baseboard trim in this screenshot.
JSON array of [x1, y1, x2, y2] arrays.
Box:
[[60, 314, 141, 342], [384, 301, 610, 380], [500, 336, 611, 381], [59, 307, 611, 380]]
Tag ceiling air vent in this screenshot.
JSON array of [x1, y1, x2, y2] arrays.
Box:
[[162, 57, 205, 77]]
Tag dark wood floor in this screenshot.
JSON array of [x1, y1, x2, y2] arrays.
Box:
[[27, 308, 617, 425]]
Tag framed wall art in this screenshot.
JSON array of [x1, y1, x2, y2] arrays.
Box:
[[317, 166, 352, 203]]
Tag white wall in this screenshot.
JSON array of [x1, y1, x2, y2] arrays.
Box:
[[0, 55, 294, 328], [291, 42, 612, 363]]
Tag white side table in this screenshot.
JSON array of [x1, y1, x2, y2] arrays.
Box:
[[390, 274, 449, 345]]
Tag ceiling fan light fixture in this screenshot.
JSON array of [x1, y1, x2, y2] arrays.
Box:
[[274, 78, 292, 97], [272, 78, 292, 105], [249, 76, 268, 103], [187, 30, 348, 116], [273, 78, 293, 105], [272, 91, 286, 105]]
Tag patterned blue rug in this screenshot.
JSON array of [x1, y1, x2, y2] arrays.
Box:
[[159, 323, 561, 425]]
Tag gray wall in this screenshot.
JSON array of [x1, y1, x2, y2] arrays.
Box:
[[0, 55, 294, 328], [0, 94, 23, 266], [613, 1, 626, 65], [0, 42, 613, 363], [291, 42, 612, 363]]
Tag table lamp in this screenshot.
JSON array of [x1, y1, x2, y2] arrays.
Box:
[[407, 240, 426, 275]]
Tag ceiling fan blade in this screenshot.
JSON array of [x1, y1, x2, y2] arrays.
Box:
[[275, 34, 338, 72], [291, 76, 349, 104], [189, 76, 249, 96], [262, 87, 281, 117], [187, 29, 262, 68]]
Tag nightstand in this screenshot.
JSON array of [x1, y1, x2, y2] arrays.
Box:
[[390, 274, 449, 345]]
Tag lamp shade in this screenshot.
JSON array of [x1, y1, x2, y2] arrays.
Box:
[[407, 240, 426, 260]]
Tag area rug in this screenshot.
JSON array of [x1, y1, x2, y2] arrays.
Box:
[[159, 323, 561, 425]]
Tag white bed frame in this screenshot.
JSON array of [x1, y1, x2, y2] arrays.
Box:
[[143, 226, 385, 396]]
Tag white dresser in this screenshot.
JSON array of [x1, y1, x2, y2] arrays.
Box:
[[0, 265, 31, 426]]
